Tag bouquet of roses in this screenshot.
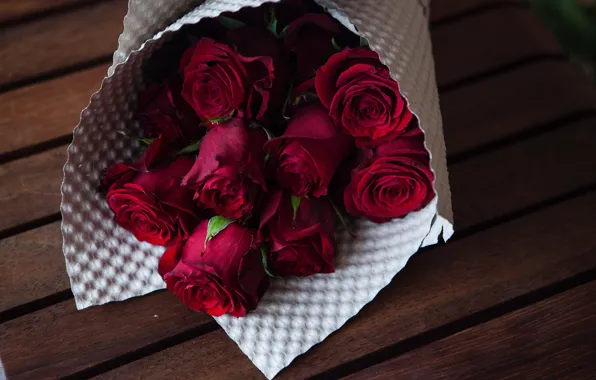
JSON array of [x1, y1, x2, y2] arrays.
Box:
[[99, 0, 435, 317]]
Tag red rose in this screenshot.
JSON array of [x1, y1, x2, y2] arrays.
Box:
[[105, 156, 198, 246], [225, 25, 290, 119], [284, 13, 340, 78], [260, 190, 336, 276], [182, 118, 267, 220], [180, 38, 274, 122], [138, 81, 200, 144], [158, 220, 269, 316], [265, 104, 353, 197], [315, 47, 414, 147], [344, 133, 434, 223]]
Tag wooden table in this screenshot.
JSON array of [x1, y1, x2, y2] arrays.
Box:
[[1, 1, 596, 379]]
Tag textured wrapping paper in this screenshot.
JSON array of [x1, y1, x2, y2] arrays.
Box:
[[61, 0, 453, 378]]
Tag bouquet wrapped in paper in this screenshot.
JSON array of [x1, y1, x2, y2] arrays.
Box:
[[61, 0, 453, 377]]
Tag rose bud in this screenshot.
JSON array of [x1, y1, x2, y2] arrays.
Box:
[[284, 13, 340, 78], [265, 104, 353, 198], [260, 190, 336, 277], [344, 132, 435, 223], [138, 80, 200, 144], [315, 47, 414, 147], [104, 156, 198, 246], [179, 38, 274, 122], [158, 219, 269, 317], [182, 118, 267, 220]]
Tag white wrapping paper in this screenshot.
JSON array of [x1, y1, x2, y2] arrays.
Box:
[[61, 0, 453, 377]]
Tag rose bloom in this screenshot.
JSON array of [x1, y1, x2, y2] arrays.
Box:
[[260, 190, 336, 276], [137, 80, 200, 144], [104, 156, 198, 246], [315, 47, 413, 147], [284, 13, 340, 78], [159, 220, 269, 316], [180, 38, 274, 122], [344, 132, 434, 223], [225, 25, 289, 118], [182, 118, 267, 220], [265, 104, 353, 197]]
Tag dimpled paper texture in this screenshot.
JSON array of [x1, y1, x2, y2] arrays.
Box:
[[61, 0, 453, 378]]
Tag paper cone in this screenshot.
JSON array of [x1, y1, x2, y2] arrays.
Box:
[[61, 0, 453, 377]]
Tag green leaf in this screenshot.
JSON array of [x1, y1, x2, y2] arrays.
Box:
[[260, 245, 276, 277], [137, 137, 156, 145], [329, 199, 355, 238], [175, 140, 202, 156], [202, 110, 235, 126], [279, 24, 290, 38], [218, 15, 246, 30], [204, 216, 234, 248], [331, 37, 342, 51], [359, 36, 369, 47], [117, 130, 155, 145], [291, 195, 301, 229], [293, 92, 318, 106], [281, 83, 293, 120], [266, 7, 279, 37], [261, 126, 275, 140]]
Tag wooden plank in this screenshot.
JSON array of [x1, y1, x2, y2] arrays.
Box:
[[442, 61, 596, 156], [0, 0, 126, 88], [0, 222, 67, 311], [3, 118, 596, 378], [344, 282, 596, 380], [0, 0, 96, 24], [95, 188, 596, 380], [0, 292, 214, 379], [430, 0, 525, 23], [0, 64, 108, 154], [0, 147, 64, 232], [431, 7, 562, 88]]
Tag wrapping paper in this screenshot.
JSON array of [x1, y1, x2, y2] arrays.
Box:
[[61, 0, 453, 378]]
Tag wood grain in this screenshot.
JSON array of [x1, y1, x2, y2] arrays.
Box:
[[0, 0, 126, 88], [442, 61, 596, 156], [432, 7, 562, 88], [430, 0, 525, 23], [0, 0, 97, 24], [344, 282, 596, 380], [97, 190, 596, 380], [3, 118, 596, 378], [0, 291, 214, 379], [450, 118, 596, 230], [0, 222, 67, 311], [0, 146, 64, 231], [0, 64, 109, 154]]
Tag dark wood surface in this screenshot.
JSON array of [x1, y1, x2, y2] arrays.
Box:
[[1, 0, 595, 379]]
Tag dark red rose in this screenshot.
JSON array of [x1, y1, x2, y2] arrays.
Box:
[[344, 132, 434, 223], [180, 38, 274, 122], [219, 0, 310, 29], [265, 104, 353, 197], [138, 81, 200, 144], [315, 47, 414, 147], [182, 118, 267, 220], [105, 156, 198, 246], [260, 190, 336, 277], [225, 25, 290, 118], [158, 219, 269, 316], [284, 13, 340, 78]]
